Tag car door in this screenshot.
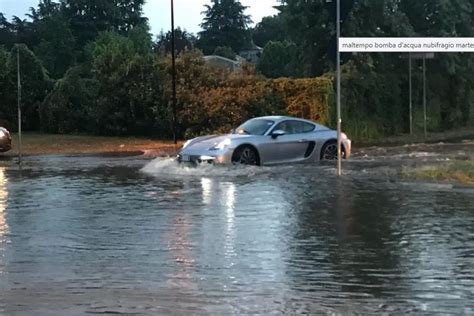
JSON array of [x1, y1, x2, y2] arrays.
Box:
[[263, 120, 311, 164]]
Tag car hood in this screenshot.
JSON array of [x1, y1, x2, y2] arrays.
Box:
[[181, 134, 249, 153]]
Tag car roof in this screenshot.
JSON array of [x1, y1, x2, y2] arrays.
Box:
[[252, 115, 318, 125]]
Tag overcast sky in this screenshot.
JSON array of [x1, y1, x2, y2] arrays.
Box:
[[0, 0, 279, 36]]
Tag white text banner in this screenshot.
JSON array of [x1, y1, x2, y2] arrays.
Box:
[[340, 37, 474, 52]]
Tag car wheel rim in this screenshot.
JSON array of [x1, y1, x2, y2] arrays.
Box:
[[239, 148, 257, 165], [323, 143, 338, 160]]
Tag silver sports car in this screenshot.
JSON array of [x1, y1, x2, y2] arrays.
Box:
[[177, 116, 351, 165], [0, 127, 12, 153]]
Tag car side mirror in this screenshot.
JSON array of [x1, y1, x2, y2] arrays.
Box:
[[271, 130, 285, 139], [230, 128, 236, 134]]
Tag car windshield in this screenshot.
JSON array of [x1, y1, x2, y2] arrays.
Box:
[[235, 119, 274, 135]]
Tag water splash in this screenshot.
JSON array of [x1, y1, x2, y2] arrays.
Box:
[[140, 157, 269, 178]]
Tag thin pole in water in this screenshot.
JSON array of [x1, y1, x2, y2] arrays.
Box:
[[171, 0, 177, 144], [336, 0, 342, 176], [17, 48, 22, 166], [423, 55, 427, 138], [408, 52, 413, 135]]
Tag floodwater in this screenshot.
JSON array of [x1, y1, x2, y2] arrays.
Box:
[[0, 142, 473, 315]]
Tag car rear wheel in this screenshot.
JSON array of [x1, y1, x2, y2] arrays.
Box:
[[320, 140, 345, 160], [232, 146, 259, 165]]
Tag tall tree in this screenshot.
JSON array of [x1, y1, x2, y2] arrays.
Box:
[[89, 30, 159, 135], [197, 0, 252, 54], [252, 15, 287, 48], [27, 1, 77, 79], [399, 0, 474, 128], [0, 46, 10, 124], [0, 13, 15, 48], [257, 40, 301, 78], [154, 27, 196, 55], [3, 45, 52, 130], [60, 0, 147, 49]]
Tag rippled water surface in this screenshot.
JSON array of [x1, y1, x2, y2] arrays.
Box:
[[0, 151, 473, 314]]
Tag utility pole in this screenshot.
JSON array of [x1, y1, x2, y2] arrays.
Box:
[[336, 0, 342, 176], [423, 55, 427, 138], [17, 48, 22, 166], [408, 52, 413, 135], [171, 0, 178, 144]]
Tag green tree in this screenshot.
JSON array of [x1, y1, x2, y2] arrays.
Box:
[[197, 0, 252, 54], [10, 16, 38, 49], [278, 0, 333, 76], [0, 13, 15, 49], [399, 0, 474, 128], [89, 31, 160, 135], [252, 15, 287, 48], [157, 49, 226, 137], [33, 14, 76, 78], [60, 0, 148, 49], [154, 27, 196, 55], [257, 40, 301, 78], [4, 45, 52, 131], [213, 46, 237, 60], [40, 65, 98, 133], [0, 46, 10, 124]]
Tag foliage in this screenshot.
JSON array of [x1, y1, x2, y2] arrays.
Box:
[[213, 46, 237, 60], [40, 28, 162, 136], [33, 11, 76, 78], [194, 74, 285, 136], [157, 49, 226, 138], [274, 0, 474, 137], [257, 40, 302, 78], [0, 13, 16, 48], [198, 0, 252, 54], [1, 0, 473, 140], [0, 46, 10, 124], [60, 0, 148, 48], [154, 27, 196, 55], [402, 157, 474, 185], [273, 77, 332, 124], [252, 15, 287, 48], [157, 50, 331, 138], [89, 31, 160, 135], [2, 45, 52, 131], [40, 65, 98, 133]]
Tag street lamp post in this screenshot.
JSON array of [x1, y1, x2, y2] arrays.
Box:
[[171, 0, 177, 144], [409, 52, 413, 135], [17, 48, 22, 166], [423, 55, 427, 138]]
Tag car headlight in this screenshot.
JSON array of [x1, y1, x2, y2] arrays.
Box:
[[209, 138, 231, 151]]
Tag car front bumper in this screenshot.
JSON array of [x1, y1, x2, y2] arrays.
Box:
[[177, 149, 234, 164], [343, 139, 352, 159], [0, 138, 11, 153]]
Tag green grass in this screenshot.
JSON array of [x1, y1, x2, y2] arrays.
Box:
[[402, 158, 474, 185]]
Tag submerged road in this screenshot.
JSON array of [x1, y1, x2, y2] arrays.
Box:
[[0, 141, 473, 314]]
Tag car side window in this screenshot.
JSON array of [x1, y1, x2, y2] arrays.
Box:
[[294, 121, 315, 133], [274, 120, 296, 134], [279, 121, 315, 134], [273, 120, 315, 134]]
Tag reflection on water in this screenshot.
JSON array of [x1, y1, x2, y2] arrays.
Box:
[[0, 167, 8, 237], [0, 167, 9, 278], [0, 155, 473, 314]]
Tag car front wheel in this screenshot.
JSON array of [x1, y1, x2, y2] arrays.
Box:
[[232, 146, 259, 165]]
